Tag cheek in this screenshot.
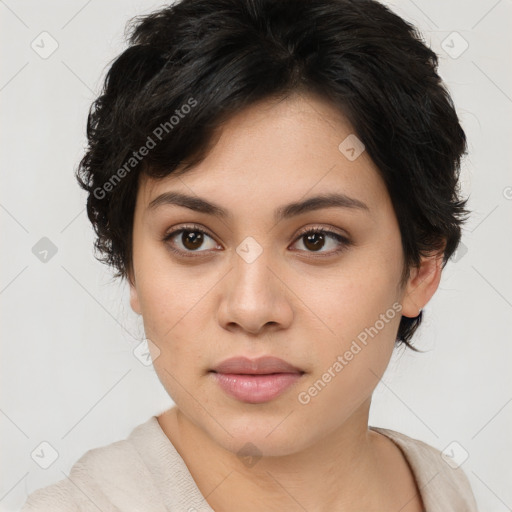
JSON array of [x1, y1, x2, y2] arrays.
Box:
[[135, 249, 207, 332], [141, 293, 207, 406], [135, 267, 217, 370], [303, 256, 400, 342], [295, 272, 400, 422], [295, 249, 401, 403]]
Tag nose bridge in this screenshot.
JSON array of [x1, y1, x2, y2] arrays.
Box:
[[232, 234, 276, 297], [217, 233, 293, 334]]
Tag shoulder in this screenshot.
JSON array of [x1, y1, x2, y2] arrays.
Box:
[[21, 418, 166, 512], [20, 477, 79, 512], [371, 426, 479, 512]]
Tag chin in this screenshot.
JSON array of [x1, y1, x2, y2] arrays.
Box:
[[206, 412, 310, 458]]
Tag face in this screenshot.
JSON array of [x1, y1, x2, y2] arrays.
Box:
[[128, 92, 442, 457]]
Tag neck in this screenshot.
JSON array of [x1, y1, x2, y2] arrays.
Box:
[[158, 401, 394, 511]]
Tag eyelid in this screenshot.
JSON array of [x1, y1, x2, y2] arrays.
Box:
[[294, 224, 349, 240], [163, 223, 215, 240]]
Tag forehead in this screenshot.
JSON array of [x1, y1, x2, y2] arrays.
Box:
[[137, 93, 390, 221]]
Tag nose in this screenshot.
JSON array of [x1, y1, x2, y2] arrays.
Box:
[[216, 243, 294, 336]]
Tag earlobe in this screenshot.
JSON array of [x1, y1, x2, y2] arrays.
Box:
[[400, 251, 445, 318], [127, 267, 142, 315], [129, 282, 142, 315]]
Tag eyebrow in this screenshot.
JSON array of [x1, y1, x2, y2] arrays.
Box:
[[147, 191, 370, 222]]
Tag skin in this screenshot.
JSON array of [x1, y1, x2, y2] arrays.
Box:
[[128, 92, 444, 511]]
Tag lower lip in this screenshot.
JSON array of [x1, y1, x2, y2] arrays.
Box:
[[211, 372, 303, 403]]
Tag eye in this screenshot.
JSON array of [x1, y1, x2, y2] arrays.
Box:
[[162, 223, 219, 258], [290, 226, 352, 257], [161, 224, 352, 258]]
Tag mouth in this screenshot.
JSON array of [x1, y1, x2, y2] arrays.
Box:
[[209, 355, 305, 403]]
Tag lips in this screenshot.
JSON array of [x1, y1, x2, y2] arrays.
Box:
[[210, 356, 305, 403], [210, 356, 304, 375]]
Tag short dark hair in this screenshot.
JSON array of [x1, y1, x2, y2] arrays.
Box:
[[76, 0, 470, 350]]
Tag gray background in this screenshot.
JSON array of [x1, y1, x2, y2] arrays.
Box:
[[1, 0, 511, 510]]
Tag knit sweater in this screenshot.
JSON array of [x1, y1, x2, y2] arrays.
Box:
[[21, 415, 479, 511]]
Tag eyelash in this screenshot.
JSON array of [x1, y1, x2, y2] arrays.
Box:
[[161, 223, 352, 259]]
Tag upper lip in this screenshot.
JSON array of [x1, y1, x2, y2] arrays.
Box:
[[211, 356, 304, 375]]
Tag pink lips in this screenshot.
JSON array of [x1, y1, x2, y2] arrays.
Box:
[[210, 356, 304, 404]]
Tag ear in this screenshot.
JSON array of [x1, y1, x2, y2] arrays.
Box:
[[400, 249, 445, 318], [128, 271, 142, 315]]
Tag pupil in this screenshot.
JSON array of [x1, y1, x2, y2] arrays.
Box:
[[183, 230, 203, 250], [305, 233, 324, 251]]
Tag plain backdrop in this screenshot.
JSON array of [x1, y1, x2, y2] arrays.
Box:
[[1, 0, 511, 510]]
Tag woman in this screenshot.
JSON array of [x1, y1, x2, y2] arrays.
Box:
[[22, 0, 478, 510]]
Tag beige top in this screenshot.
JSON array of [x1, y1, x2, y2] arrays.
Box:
[[21, 416, 479, 511]]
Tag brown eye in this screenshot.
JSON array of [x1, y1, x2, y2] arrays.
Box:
[[181, 230, 205, 251], [291, 227, 351, 256], [162, 224, 219, 258], [303, 231, 326, 251], [162, 224, 351, 259]]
